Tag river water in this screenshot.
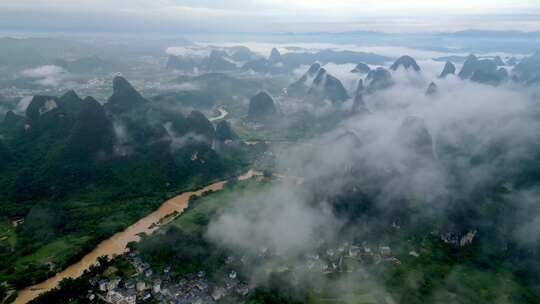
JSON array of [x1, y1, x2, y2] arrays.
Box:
[[14, 170, 260, 304], [208, 106, 228, 122]]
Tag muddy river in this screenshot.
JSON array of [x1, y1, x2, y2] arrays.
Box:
[[14, 170, 261, 304]]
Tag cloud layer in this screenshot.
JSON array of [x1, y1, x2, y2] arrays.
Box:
[[1, 0, 540, 33], [206, 61, 540, 288], [21, 65, 68, 87]]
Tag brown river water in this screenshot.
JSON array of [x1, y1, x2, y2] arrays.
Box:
[[14, 170, 261, 304]]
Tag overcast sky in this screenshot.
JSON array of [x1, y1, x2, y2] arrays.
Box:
[[1, 0, 540, 33]]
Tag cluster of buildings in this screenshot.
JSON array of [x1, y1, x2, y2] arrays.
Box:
[[223, 242, 403, 284], [439, 229, 478, 247], [87, 251, 251, 304], [299, 242, 402, 275], [230, 242, 402, 280], [84, 242, 407, 304]]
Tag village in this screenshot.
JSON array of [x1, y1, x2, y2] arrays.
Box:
[[85, 240, 405, 304], [86, 250, 250, 304]]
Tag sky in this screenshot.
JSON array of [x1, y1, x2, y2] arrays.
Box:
[[1, 0, 540, 33]]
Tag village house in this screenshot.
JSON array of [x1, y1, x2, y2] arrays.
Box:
[[152, 279, 161, 293], [211, 287, 226, 301], [136, 281, 146, 292], [99, 279, 108, 292], [106, 289, 136, 304], [108, 278, 121, 291]]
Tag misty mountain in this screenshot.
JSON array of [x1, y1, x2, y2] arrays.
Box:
[[248, 91, 277, 122], [365, 67, 394, 94], [458, 54, 508, 85], [426, 81, 438, 95], [352, 79, 368, 114], [242, 58, 273, 73], [0, 76, 252, 292], [230, 46, 258, 62], [0, 75, 244, 208], [439, 61, 456, 78], [287, 63, 321, 98], [204, 50, 237, 71], [167, 46, 390, 76], [63, 96, 115, 160], [397, 116, 434, 159], [268, 48, 283, 64], [4, 28, 540, 304], [215, 120, 238, 142], [390, 55, 421, 72], [493, 56, 505, 66], [280, 49, 391, 67], [23, 91, 87, 140], [2, 110, 25, 132], [514, 52, 540, 83], [240, 49, 391, 74], [58, 90, 85, 116], [351, 62, 371, 74], [167, 50, 238, 72], [307, 68, 350, 103], [186, 110, 216, 143], [104, 76, 148, 114], [470, 67, 509, 86], [458, 54, 497, 79]]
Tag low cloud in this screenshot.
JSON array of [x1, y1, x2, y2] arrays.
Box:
[[16, 96, 33, 114], [159, 82, 200, 92], [20, 65, 69, 87], [207, 61, 540, 290], [207, 184, 341, 257], [165, 46, 210, 58], [321, 63, 361, 94], [163, 122, 207, 150]]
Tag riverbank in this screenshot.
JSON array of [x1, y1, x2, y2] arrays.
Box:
[[13, 170, 261, 304]]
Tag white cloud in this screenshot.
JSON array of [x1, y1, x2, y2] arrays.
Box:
[[20, 65, 68, 87], [0, 0, 539, 33], [165, 46, 210, 57], [16, 96, 33, 114]]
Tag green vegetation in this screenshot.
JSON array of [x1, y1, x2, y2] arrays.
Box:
[[32, 168, 540, 304], [132, 177, 539, 304], [377, 236, 539, 304], [0, 77, 252, 290], [133, 179, 269, 278], [0, 218, 16, 247], [16, 235, 92, 266], [5, 43, 540, 304], [0, 193, 169, 288]]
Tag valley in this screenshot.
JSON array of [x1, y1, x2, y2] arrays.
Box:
[[13, 170, 263, 304], [0, 29, 540, 304]]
